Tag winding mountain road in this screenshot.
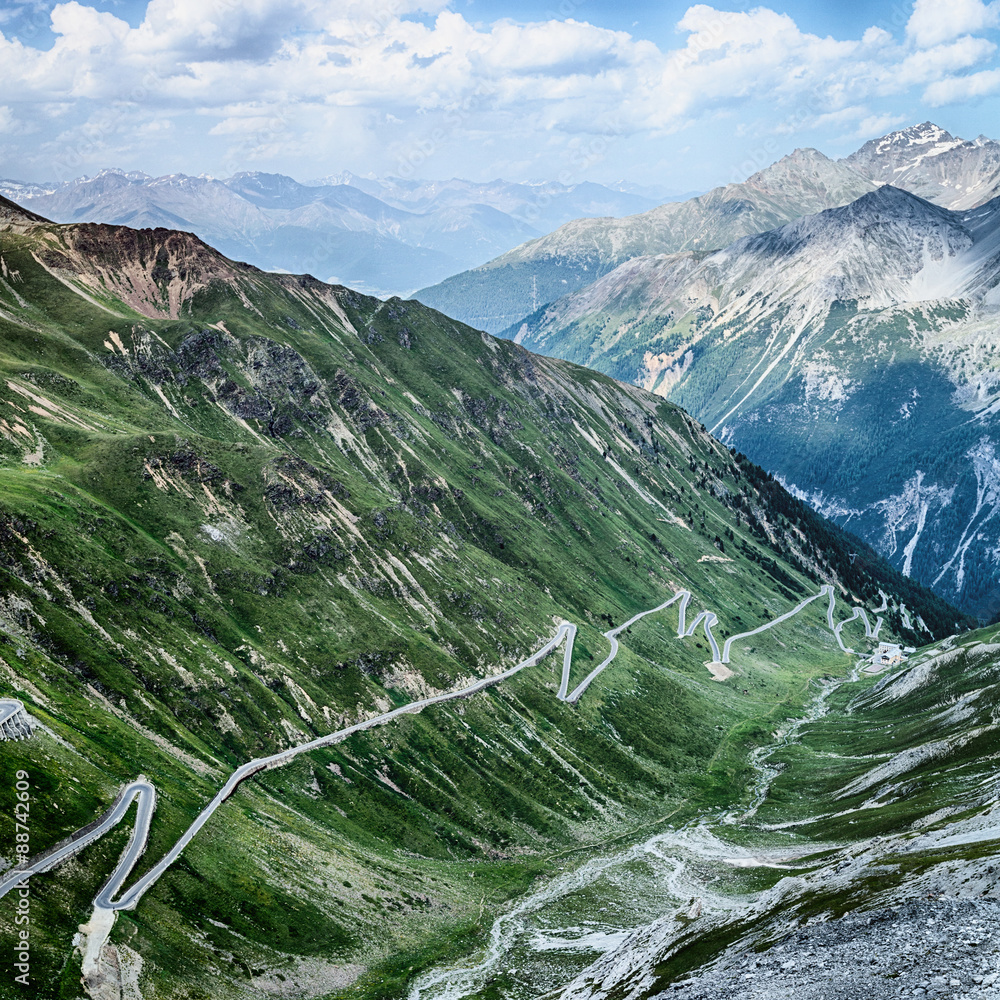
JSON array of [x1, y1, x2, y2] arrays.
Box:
[[0, 582, 884, 925], [0, 698, 32, 740]]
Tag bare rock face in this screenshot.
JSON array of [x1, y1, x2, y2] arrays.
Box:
[[35, 223, 257, 319], [655, 899, 1000, 1000]]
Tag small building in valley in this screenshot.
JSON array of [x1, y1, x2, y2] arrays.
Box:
[[873, 642, 905, 668]]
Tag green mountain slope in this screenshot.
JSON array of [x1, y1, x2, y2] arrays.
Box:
[[0, 196, 966, 1000], [415, 149, 875, 333]]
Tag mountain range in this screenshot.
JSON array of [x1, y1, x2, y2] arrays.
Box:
[[0, 170, 659, 300], [417, 122, 1000, 335], [508, 123, 1000, 616], [415, 148, 879, 332], [0, 192, 970, 999], [313, 171, 676, 226]]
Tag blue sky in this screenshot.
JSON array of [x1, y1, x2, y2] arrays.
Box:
[[2, 0, 1000, 190]]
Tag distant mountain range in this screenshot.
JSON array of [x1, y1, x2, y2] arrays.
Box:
[[506, 123, 1000, 616], [0, 169, 664, 298], [311, 171, 682, 227], [417, 122, 1000, 335], [415, 148, 879, 332]]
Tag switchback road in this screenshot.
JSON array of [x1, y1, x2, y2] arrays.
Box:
[[0, 583, 884, 923]]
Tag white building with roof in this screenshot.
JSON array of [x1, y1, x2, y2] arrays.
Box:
[[873, 642, 904, 668]]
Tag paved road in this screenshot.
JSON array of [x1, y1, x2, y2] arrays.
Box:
[[680, 607, 722, 661], [0, 699, 32, 740], [0, 623, 577, 910], [561, 593, 689, 704], [717, 585, 884, 663], [0, 581, 886, 913], [0, 780, 154, 902], [831, 605, 882, 654], [554, 624, 579, 701], [720, 586, 833, 664]]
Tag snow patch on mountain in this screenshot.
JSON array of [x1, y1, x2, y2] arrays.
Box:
[[845, 122, 1000, 211]]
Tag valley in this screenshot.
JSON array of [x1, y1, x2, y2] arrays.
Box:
[[7, 1, 1000, 998], [413, 621, 1000, 1000], [0, 194, 968, 999], [2, 580, 882, 934]]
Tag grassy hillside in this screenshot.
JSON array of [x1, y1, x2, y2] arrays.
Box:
[[0, 205, 966, 999]]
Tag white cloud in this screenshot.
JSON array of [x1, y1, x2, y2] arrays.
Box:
[[896, 35, 997, 85], [924, 66, 1000, 103], [862, 26, 894, 48], [852, 112, 911, 138], [907, 0, 1000, 49], [1, 1, 1000, 182], [637, 6, 884, 132]]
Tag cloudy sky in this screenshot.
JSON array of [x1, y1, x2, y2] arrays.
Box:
[[2, 0, 1000, 190]]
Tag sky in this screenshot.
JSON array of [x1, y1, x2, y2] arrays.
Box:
[[2, 0, 1000, 191]]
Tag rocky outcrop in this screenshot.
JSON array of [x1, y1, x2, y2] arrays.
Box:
[[658, 899, 1000, 1000]]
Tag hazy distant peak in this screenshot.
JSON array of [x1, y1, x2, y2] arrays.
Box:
[[743, 147, 854, 189], [86, 167, 154, 183]]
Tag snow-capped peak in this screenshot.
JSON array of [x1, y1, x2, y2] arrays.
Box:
[[842, 123, 1000, 212], [875, 122, 961, 154]]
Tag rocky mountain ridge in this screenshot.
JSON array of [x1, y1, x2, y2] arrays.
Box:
[[844, 121, 1000, 211], [415, 148, 878, 332], [416, 122, 1000, 335]]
